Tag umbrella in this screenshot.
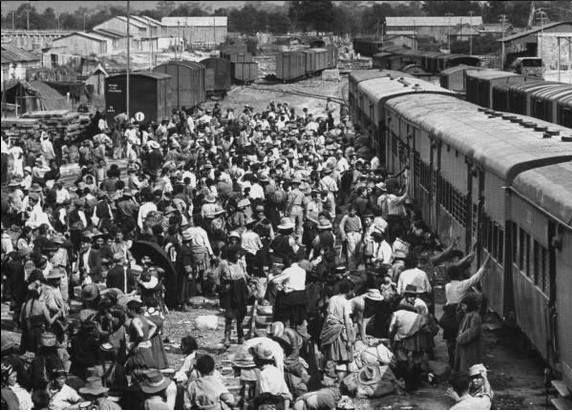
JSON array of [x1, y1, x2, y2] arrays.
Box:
[[130, 241, 177, 308]]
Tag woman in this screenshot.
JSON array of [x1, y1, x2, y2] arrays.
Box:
[[319, 280, 355, 380], [1, 363, 33, 410], [19, 281, 62, 354], [143, 297, 169, 370], [454, 293, 483, 373], [219, 248, 250, 346], [124, 300, 159, 373]]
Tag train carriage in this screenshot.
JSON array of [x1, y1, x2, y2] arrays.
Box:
[[557, 96, 572, 128], [232, 62, 258, 84], [511, 161, 572, 390], [465, 69, 523, 108], [153, 60, 206, 111], [525, 83, 572, 125], [276, 51, 306, 82], [349, 70, 572, 391], [200, 57, 232, 96], [105, 71, 171, 123]]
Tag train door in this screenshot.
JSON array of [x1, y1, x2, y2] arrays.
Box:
[[431, 138, 440, 235]]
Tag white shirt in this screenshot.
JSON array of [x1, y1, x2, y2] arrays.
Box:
[[48, 384, 82, 410], [249, 183, 265, 200], [241, 230, 263, 255], [256, 364, 292, 400], [372, 240, 393, 264], [26, 203, 53, 230], [397, 268, 432, 295], [244, 337, 284, 374], [271, 263, 306, 292], [445, 268, 485, 305]]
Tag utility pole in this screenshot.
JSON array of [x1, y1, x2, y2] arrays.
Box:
[[536, 9, 548, 62], [12, 11, 15, 30], [83, 13, 86, 32], [126, 0, 131, 120], [469, 11, 474, 55], [26, 8, 30, 31], [499, 14, 508, 69], [445, 12, 453, 52]]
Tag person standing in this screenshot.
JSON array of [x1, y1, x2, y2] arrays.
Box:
[[338, 205, 363, 270], [454, 293, 483, 373]]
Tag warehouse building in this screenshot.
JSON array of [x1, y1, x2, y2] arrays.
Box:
[[386, 16, 483, 43], [1, 44, 42, 90], [161, 16, 228, 49]]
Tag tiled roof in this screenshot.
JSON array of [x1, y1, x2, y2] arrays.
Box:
[[0, 44, 41, 63]]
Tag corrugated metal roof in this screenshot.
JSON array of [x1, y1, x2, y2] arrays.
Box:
[[499, 21, 572, 42], [465, 69, 521, 81], [512, 161, 572, 227], [53, 31, 108, 43], [108, 71, 171, 80], [130, 15, 162, 27], [92, 28, 126, 39], [0, 44, 41, 63], [115, 16, 148, 29], [386, 16, 483, 27], [161, 16, 228, 27]]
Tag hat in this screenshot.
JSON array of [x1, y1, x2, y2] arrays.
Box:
[[7, 180, 21, 188], [45, 268, 63, 279], [237, 199, 251, 208], [376, 182, 387, 191], [251, 342, 274, 361], [51, 233, 67, 245], [81, 284, 100, 302], [403, 284, 419, 295], [204, 194, 216, 203], [277, 217, 295, 230], [255, 205, 265, 213], [469, 364, 487, 377], [259, 173, 270, 182], [29, 183, 43, 193], [139, 370, 171, 394], [323, 166, 334, 175], [80, 377, 109, 396], [364, 289, 383, 301], [232, 349, 255, 369], [24, 166, 32, 174], [148, 140, 161, 150], [182, 227, 193, 241], [229, 231, 241, 239]]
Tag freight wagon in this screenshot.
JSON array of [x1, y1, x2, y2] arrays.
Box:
[[232, 62, 258, 84], [349, 69, 572, 399], [105, 71, 171, 123], [275, 47, 338, 82], [200, 57, 232, 96], [373, 48, 481, 75], [221, 51, 253, 63], [153, 60, 206, 111]]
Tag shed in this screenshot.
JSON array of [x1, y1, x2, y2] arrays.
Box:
[[85, 64, 108, 97], [105, 71, 171, 123], [2, 80, 71, 113], [153, 60, 205, 110]]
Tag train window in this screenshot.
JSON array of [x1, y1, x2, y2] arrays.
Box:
[[525, 232, 531, 278], [497, 228, 504, 264], [541, 247, 549, 294], [511, 223, 517, 265], [533, 240, 540, 285], [518, 228, 525, 269]]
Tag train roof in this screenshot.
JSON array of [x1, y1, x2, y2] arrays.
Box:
[[386, 93, 572, 181], [512, 161, 572, 227], [154, 60, 204, 70], [357, 74, 451, 103], [509, 81, 572, 99], [107, 71, 171, 80], [465, 69, 522, 81], [349, 70, 417, 84], [441, 64, 487, 76]]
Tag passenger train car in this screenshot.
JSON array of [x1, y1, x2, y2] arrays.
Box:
[[349, 69, 572, 392], [465, 69, 572, 128]]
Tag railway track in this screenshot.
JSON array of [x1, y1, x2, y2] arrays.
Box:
[[248, 84, 346, 105]]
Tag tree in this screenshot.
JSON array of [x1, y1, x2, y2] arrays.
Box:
[[156, 1, 176, 17], [42, 8, 57, 29], [422, 1, 481, 16]]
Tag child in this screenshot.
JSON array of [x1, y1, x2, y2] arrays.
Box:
[[174, 336, 198, 384]]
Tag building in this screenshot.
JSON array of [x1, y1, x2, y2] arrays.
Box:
[[0, 30, 74, 51], [498, 21, 572, 67], [84, 63, 108, 97], [478, 23, 514, 39], [1, 44, 42, 90], [51, 32, 110, 57], [93, 16, 160, 52], [386, 16, 483, 43], [161, 16, 228, 48]]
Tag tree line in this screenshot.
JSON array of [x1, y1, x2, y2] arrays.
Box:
[[1, 1, 571, 35]]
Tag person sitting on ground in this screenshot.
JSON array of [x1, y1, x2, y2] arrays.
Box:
[[186, 354, 235, 410], [447, 371, 491, 410]]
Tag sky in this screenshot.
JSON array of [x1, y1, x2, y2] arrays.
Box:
[[1, 1, 286, 13]]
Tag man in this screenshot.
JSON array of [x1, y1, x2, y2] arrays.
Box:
[[47, 368, 83, 410], [106, 252, 136, 293], [186, 355, 235, 410], [448, 372, 491, 410], [287, 178, 305, 237], [338, 205, 363, 270], [270, 256, 307, 332], [397, 255, 432, 299], [241, 219, 263, 277]]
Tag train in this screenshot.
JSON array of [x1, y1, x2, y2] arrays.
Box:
[[464, 69, 572, 128], [349, 69, 572, 396], [373, 46, 482, 76], [275, 46, 339, 82]]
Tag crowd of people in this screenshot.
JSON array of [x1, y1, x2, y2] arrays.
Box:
[[1, 97, 494, 409]]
